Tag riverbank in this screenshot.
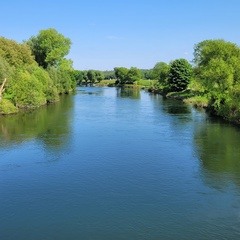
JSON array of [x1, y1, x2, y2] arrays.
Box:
[[0, 90, 76, 116]]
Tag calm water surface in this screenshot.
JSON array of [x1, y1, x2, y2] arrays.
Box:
[[1, 87, 240, 240]]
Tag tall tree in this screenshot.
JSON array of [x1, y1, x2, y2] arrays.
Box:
[[168, 58, 192, 92], [193, 39, 240, 120], [152, 62, 169, 84], [27, 28, 71, 69]]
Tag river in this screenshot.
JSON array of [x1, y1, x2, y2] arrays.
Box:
[[1, 87, 240, 240]]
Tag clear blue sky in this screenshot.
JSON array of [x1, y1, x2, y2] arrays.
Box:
[[1, 0, 240, 70]]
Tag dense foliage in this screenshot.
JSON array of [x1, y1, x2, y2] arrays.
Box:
[[1, 29, 240, 124], [27, 28, 71, 69], [149, 39, 240, 123], [114, 67, 142, 85], [193, 39, 240, 122], [152, 62, 169, 84], [0, 29, 75, 114], [168, 59, 193, 92]]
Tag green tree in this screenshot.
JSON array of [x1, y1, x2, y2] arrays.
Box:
[[0, 37, 35, 67], [103, 70, 115, 80], [152, 62, 169, 84], [141, 69, 152, 80], [87, 70, 97, 85], [127, 67, 142, 84], [27, 28, 71, 69], [168, 58, 192, 92], [12, 69, 46, 108], [73, 70, 84, 85], [193, 39, 240, 121], [114, 67, 129, 85], [95, 70, 105, 82], [0, 56, 13, 85], [27, 65, 59, 103]]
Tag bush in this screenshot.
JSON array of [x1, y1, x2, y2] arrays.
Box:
[[0, 99, 18, 114]]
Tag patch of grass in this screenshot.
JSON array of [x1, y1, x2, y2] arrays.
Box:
[[95, 79, 116, 86], [137, 79, 156, 87], [183, 95, 209, 108]]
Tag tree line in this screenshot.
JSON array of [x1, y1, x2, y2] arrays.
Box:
[[98, 40, 240, 124], [110, 40, 240, 124], [1, 28, 240, 123]]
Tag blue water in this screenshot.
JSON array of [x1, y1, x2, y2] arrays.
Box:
[[1, 87, 240, 239]]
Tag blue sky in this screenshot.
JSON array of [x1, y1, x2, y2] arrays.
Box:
[[1, 0, 240, 70]]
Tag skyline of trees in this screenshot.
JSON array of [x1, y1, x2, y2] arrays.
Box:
[[1, 27, 240, 123]]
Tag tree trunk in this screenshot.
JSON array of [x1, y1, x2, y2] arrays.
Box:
[[0, 78, 7, 102]]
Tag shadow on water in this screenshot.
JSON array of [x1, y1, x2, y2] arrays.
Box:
[[194, 117, 240, 189], [161, 98, 191, 115], [0, 94, 74, 151], [150, 94, 193, 126], [116, 87, 141, 99]]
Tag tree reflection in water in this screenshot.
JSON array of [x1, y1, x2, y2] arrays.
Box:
[[194, 119, 240, 189], [0, 94, 74, 151]]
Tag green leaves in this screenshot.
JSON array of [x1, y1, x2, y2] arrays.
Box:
[[0, 37, 35, 67], [27, 28, 71, 69], [12, 69, 46, 108], [193, 39, 240, 122], [168, 58, 192, 92], [152, 62, 169, 84], [114, 67, 141, 85]]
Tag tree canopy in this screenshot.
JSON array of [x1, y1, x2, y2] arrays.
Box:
[[0, 37, 35, 67], [114, 67, 141, 85], [193, 39, 240, 120], [27, 28, 72, 69], [168, 58, 192, 92], [152, 62, 169, 84]]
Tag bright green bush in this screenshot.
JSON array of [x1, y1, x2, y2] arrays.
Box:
[[12, 70, 46, 108], [0, 99, 18, 114]]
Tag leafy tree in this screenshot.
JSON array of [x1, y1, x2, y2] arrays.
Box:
[[47, 67, 73, 94], [103, 70, 115, 80], [193, 39, 240, 67], [0, 37, 35, 67], [73, 70, 84, 85], [114, 67, 129, 84], [27, 28, 71, 69], [168, 58, 192, 92], [0, 56, 13, 85], [127, 67, 142, 84], [87, 70, 97, 85], [27, 64, 59, 103], [152, 62, 169, 84], [95, 71, 104, 82], [193, 39, 240, 120], [12, 69, 46, 108], [141, 69, 152, 80]]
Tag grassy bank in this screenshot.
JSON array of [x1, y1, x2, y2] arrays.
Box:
[[95, 79, 156, 88]]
